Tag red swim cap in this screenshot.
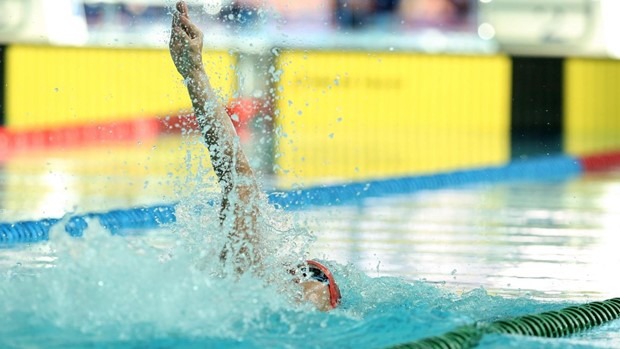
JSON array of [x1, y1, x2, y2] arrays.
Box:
[[306, 260, 342, 309]]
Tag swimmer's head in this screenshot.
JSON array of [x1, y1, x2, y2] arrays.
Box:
[[293, 260, 341, 311]]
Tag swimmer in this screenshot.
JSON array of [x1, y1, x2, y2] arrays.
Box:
[[169, 1, 341, 311]]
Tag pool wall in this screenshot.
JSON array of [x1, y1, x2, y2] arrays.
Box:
[[1, 45, 619, 185], [0, 44, 236, 162], [274, 52, 512, 188], [273, 53, 620, 187], [3, 45, 236, 131]]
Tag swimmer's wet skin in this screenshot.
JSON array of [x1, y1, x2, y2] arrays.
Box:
[[169, 1, 340, 311]]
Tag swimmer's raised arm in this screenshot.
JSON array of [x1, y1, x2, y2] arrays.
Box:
[[169, 1, 341, 310], [170, 1, 260, 272]]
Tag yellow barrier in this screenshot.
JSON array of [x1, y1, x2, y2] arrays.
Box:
[[565, 58, 620, 156], [275, 51, 511, 188], [5, 45, 236, 130]]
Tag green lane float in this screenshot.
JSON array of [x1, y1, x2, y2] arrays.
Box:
[[387, 298, 620, 349]]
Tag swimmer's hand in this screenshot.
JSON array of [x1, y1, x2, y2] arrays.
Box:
[[169, 1, 204, 79]]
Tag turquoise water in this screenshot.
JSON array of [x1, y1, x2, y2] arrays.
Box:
[[1, 170, 620, 348]]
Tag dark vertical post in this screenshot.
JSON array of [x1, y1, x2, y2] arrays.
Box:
[[510, 57, 564, 159]]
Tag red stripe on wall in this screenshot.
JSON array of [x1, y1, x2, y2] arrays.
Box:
[[580, 151, 620, 172], [0, 98, 265, 162], [157, 97, 265, 141], [0, 118, 160, 161]]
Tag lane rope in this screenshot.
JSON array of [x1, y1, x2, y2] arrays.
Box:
[[387, 298, 620, 349], [0, 155, 583, 245]]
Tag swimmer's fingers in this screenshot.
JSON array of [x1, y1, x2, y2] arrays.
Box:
[[171, 12, 185, 38], [169, 2, 204, 78], [170, 14, 188, 48], [176, 1, 189, 17], [174, 1, 200, 40], [179, 14, 203, 41]]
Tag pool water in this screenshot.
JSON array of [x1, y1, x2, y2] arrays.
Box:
[[308, 169, 620, 301], [2, 162, 620, 348]]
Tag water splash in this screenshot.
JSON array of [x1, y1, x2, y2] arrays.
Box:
[[0, 190, 326, 346], [0, 196, 608, 348], [0, 221, 605, 349]]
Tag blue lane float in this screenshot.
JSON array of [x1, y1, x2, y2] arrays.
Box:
[[0, 155, 583, 246], [0, 206, 177, 246], [270, 155, 582, 209]]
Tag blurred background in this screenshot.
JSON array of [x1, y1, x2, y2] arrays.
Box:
[[0, 0, 619, 221]]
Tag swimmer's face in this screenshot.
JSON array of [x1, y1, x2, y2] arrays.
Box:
[[299, 280, 332, 312]]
